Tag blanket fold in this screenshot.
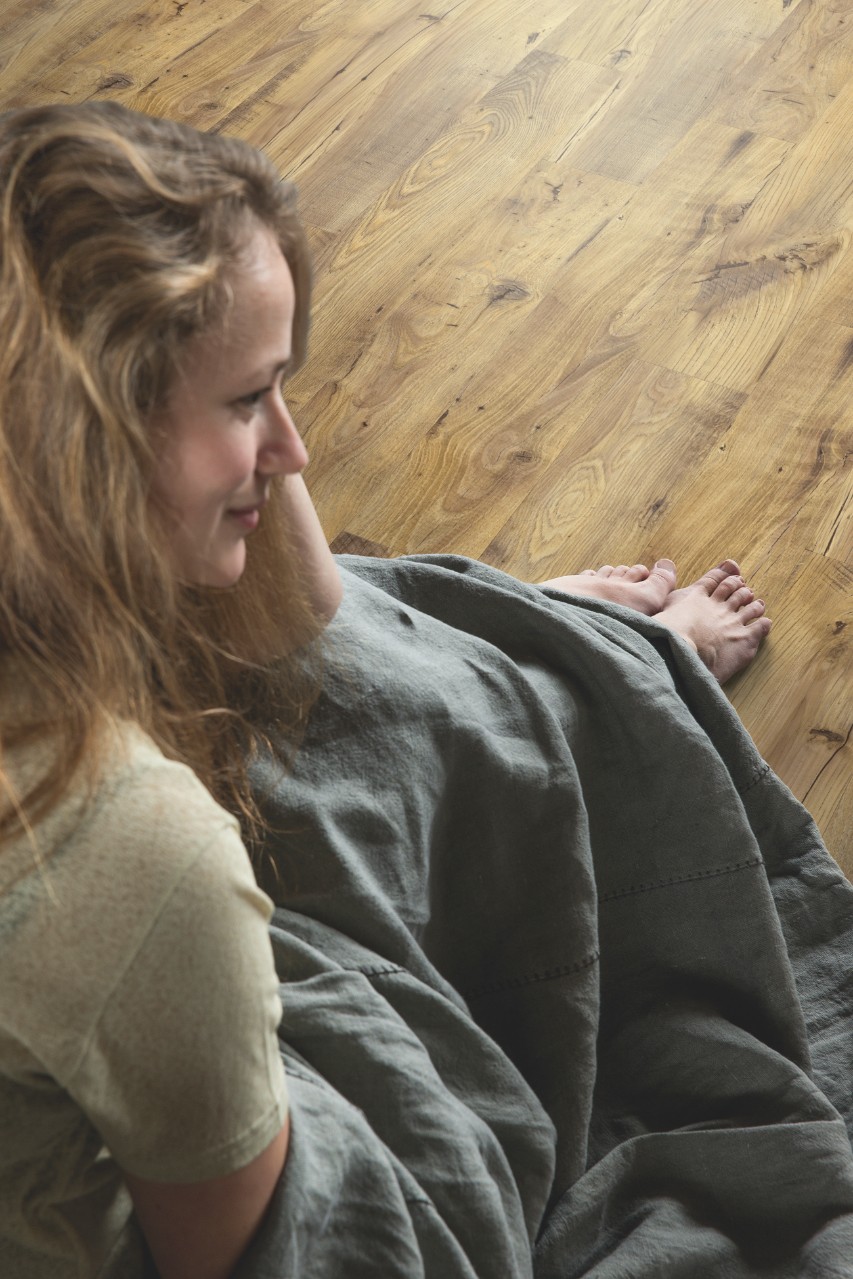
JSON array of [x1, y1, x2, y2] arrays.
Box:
[[239, 554, 853, 1277]]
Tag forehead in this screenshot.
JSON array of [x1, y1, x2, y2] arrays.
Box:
[[182, 228, 296, 378], [226, 227, 295, 334]]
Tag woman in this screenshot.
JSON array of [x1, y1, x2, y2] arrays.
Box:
[[0, 101, 795, 1279], [0, 100, 341, 1279]]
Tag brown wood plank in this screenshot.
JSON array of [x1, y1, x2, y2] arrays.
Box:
[[710, 0, 853, 141], [545, 0, 784, 183], [624, 81, 853, 389], [733, 549, 852, 854]]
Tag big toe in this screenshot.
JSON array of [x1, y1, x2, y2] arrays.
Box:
[[641, 559, 677, 610], [650, 558, 677, 589]]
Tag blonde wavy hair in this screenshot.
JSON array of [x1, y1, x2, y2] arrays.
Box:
[[0, 100, 322, 884]]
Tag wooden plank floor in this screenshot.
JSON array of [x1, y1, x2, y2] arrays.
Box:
[[2, 0, 850, 868]]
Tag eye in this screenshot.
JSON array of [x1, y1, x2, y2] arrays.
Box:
[[237, 388, 267, 409], [235, 366, 291, 411]]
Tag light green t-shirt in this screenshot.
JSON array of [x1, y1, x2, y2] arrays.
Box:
[[0, 717, 289, 1278]]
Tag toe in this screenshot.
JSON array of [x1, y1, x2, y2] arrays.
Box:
[[649, 558, 677, 589], [596, 565, 615, 577], [729, 585, 755, 609], [712, 574, 747, 601], [718, 558, 741, 576], [739, 599, 766, 622], [694, 565, 733, 595]]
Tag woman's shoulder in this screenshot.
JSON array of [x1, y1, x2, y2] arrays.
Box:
[[0, 714, 243, 905], [100, 719, 239, 828], [76, 720, 244, 884]]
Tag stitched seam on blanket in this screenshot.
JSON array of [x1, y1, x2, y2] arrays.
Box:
[[737, 762, 772, 795], [463, 950, 600, 1001], [279, 1065, 318, 1085], [600, 855, 764, 903], [354, 963, 408, 979]]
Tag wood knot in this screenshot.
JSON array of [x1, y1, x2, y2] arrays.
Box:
[[774, 237, 842, 274], [724, 132, 755, 164], [641, 497, 667, 525], [96, 73, 134, 92], [488, 280, 530, 306], [809, 727, 845, 744], [427, 408, 450, 437]]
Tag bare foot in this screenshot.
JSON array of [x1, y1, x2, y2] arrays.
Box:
[[655, 560, 772, 683], [539, 560, 678, 616]]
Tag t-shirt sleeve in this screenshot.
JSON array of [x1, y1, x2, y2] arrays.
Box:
[[66, 823, 289, 1183]]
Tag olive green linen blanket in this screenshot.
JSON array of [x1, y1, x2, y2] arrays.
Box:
[[233, 553, 853, 1278]]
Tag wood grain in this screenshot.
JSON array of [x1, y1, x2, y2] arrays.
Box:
[[1, 0, 849, 868]]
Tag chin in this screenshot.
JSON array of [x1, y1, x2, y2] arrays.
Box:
[[188, 546, 247, 589], [210, 560, 247, 589]]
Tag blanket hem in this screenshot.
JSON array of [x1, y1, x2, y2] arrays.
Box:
[[600, 856, 764, 902], [465, 952, 601, 1001]]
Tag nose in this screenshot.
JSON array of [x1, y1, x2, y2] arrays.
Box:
[[259, 391, 309, 476]]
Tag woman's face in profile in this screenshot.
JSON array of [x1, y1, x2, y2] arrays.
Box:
[[150, 226, 308, 587]]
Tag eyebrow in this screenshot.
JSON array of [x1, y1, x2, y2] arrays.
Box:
[[240, 357, 292, 387]]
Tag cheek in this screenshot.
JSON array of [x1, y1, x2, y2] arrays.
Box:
[[207, 438, 257, 497], [164, 436, 253, 511], [151, 386, 258, 505]]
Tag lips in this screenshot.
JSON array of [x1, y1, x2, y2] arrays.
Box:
[[227, 495, 267, 517], [227, 508, 260, 531]]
